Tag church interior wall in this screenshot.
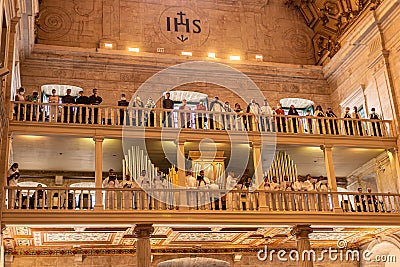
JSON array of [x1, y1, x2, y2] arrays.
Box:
[[36, 0, 316, 65]]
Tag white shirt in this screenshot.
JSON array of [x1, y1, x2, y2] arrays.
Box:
[[208, 183, 219, 190], [137, 175, 151, 189], [249, 103, 262, 116], [186, 175, 197, 188], [210, 101, 225, 112], [226, 175, 236, 189], [103, 176, 120, 187], [303, 180, 315, 191], [316, 181, 329, 192], [293, 181, 305, 191], [270, 182, 281, 191], [281, 181, 293, 191], [261, 105, 273, 116]]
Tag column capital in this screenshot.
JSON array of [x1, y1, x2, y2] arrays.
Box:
[[134, 224, 154, 239], [93, 136, 104, 142], [291, 225, 313, 239], [320, 145, 333, 151], [251, 142, 261, 148], [176, 139, 185, 146]]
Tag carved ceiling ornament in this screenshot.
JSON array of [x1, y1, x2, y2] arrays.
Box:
[[37, 6, 72, 40], [285, 0, 385, 65], [158, 6, 210, 47]]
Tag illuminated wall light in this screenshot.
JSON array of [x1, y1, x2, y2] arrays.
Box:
[[104, 43, 113, 49], [181, 51, 193, 56], [230, 55, 240, 61], [208, 52, 216, 58], [128, 47, 140, 52], [256, 55, 263, 61]]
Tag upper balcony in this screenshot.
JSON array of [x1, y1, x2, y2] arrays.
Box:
[[8, 101, 397, 149]]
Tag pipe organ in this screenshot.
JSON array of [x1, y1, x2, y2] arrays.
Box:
[[188, 151, 226, 188], [264, 151, 298, 183]]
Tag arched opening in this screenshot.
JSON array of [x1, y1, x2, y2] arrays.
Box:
[[69, 182, 96, 210], [157, 257, 230, 267], [279, 98, 314, 115], [41, 84, 83, 103]]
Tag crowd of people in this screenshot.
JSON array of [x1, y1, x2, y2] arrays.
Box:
[[7, 162, 392, 212], [13, 88, 385, 136]]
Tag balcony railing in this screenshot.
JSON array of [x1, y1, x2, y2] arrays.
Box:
[[5, 186, 400, 214], [10, 102, 395, 137]]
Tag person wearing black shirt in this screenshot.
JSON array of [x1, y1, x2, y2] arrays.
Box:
[[287, 105, 299, 133], [326, 107, 338, 135], [162, 92, 174, 127], [75, 90, 89, 123], [88, 88, 102, 124], [118, 94, 129, 125], [62, 89, 75, 123], [369, 108, 382, 136]]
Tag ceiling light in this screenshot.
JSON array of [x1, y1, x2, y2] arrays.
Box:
[[181, 51, 192, 56], [230, 55, 240, 61], [128, 47, 139, 52], [208, 52, 216, 58], [256, 55, 263, 61]]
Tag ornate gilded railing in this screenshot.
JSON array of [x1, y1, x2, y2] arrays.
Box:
[[5, 186, 400, 214], [9, 102, 395, 137]]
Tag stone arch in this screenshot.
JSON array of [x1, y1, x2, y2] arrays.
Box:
[[362, 235, 400, 266], [156, 257, 230, 267]]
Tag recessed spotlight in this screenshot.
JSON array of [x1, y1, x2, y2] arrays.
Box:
[[230, 55, 240, 61], [128, 47, 139, 52], [208, 52, 216, 58], [181, 51, 192, 56], [256, 55, 263, 61], [104, 43, 113, 49]]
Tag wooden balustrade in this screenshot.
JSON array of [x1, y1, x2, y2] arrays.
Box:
[[5, 186, 400, 214], [10, 102, 394, 137]]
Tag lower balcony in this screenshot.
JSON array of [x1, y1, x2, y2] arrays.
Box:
[[4, 187, 400, 226]]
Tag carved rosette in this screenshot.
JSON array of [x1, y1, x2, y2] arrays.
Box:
[[37, 7, 72, 40], [284, 28, 314, 60]]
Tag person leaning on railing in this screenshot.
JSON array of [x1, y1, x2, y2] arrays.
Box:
[[196, 100, 207, 129], [76, 90, 89, 124], [260, 99, 273, 132], [355, 188, 367, 212], [88, 88, 102, 124], [287, 105, 299, 133], [369, 108, 382, 136], [162, 92, 174, 127], [26, 91, 41, 121], [117, 94, 129, 126], [62, 89, 75, 123], [14, 87, 25, 120], [314, 105, 325, 134], [48, 89, 60, 122], [342, 107, 353, 135], [326, 108, 339, 135], [352, 106, 364, 136], [7, 163, 20, 209]]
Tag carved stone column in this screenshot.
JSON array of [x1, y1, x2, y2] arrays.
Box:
[[253, 143, 266, 211], [321, 145, 342, 212], [291, 225, 314, 267], [389, 147, 400, 193], [176, 140, 187, 209], [0, 133, 13, 209], [134, 224, 154, 267], [93, 137, 104, 210]]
